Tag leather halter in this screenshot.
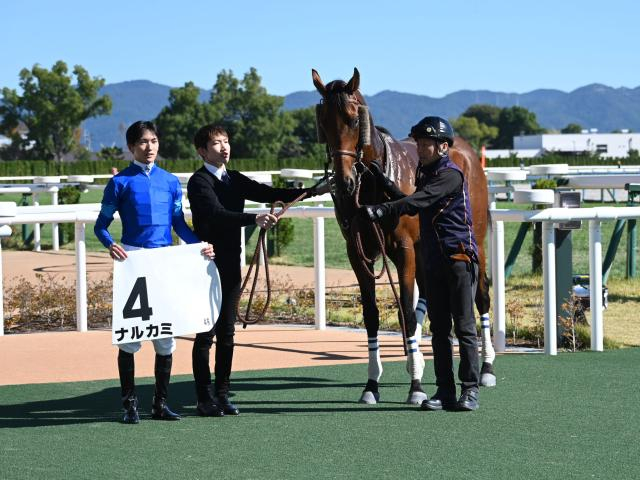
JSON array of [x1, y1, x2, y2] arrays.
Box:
[[330, 149, 359, 160]]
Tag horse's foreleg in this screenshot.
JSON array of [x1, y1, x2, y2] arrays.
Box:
[[348, 247, 381, 404], [395, 240, 428, 405], [475, 250, 497, 387]]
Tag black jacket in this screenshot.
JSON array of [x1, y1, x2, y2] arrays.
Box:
[[187, 167, 307, 256]]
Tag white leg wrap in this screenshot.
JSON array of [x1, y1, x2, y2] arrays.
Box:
[[367, 337, 383, 382], [414, 298, 427, 347], [480, 313, 496, 364], [405, 336, 424, 380]]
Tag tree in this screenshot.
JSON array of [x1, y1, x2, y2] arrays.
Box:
[[461, 104, 501, 128], [279, 107, 325, 159], [0, 61, 112, 161], [561, 123, 583, 134], [494, 106, 545, 149], [209, 68, 294, 159], [97, 146, 124, 161], [451, 116, 498, 151], [155, 82, 211, 159]]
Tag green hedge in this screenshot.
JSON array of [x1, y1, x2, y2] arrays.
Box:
[[0, 156, 326, 177]]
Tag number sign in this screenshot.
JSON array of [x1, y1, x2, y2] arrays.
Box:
[[112, 243, 221, 345]]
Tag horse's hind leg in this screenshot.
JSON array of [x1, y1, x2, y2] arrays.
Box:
[[348, 249, 382, 404], [413, 242, 428, 347], [476, 245, 497, 387]]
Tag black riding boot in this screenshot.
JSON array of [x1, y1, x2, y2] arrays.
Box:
[[118, 350, 139, 424], [151, 354, 181, 421]]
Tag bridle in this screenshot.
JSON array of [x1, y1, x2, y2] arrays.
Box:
[[320, 114, 409, 354]]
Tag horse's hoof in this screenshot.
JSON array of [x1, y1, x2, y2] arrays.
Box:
[[480, 362, 496, 387], [480, 373, 497, 387], [359, 391, 380, 404], [406, 391, 428, 405]]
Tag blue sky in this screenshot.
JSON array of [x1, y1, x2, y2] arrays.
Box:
[[2, 0, 638, 97]]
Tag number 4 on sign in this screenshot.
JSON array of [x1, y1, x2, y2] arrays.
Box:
[[123, 277, 153, 321]]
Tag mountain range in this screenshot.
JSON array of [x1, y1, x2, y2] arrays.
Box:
[[82, 80, 640, 151]]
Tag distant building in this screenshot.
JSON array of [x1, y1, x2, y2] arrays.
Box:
[[484, 148, 542, 160], [514, 131, 639, 158]]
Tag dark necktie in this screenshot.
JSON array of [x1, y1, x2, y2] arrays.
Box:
[[221, 172, 231, 185]]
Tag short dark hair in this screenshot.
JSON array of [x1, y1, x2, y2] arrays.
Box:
[[126, 121, 159, 146], [193, 124, 229, 150]]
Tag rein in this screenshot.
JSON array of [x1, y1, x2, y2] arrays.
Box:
[[236, 175, 329, 329], [331, 149, 409, 355]]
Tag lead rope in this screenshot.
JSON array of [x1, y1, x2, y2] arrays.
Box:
[[237, 175, 330, 329], [350, 164, 408, 355]]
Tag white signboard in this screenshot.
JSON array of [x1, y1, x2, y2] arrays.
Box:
[[112, 243, 221, 345]]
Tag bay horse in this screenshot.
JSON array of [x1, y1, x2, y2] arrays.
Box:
[[312, 68, 496, 404]]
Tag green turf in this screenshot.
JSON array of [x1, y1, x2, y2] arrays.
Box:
[[1, 348, 639, 479]]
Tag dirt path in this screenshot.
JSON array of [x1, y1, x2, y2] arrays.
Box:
[[1, 251, 424, 386], [0, 326, 432, 386], [1, 250, 359, 288]]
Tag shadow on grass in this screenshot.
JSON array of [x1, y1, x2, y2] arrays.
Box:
[[0, 375, 429, 428]]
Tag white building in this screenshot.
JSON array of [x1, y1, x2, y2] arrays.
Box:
[[514, 131, 640, 158]]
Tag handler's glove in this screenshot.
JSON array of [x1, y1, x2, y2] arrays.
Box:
[[306, 176, 333, 197], [359, 204, 386, 222]]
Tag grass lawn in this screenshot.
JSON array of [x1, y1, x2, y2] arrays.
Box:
[[1, 350, 639, 479]]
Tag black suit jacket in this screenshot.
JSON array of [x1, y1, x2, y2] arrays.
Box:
[[187, 167, 307, 257]]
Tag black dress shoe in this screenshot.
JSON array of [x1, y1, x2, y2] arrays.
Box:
[[420, 389, 457, 411], [122, 398, 140, 424], [151, 399, 181, 421], [196, 400, 224, 417], [456, 388, 479, 411], [214, 396, 240, 416]]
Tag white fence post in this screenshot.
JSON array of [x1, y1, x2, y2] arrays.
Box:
[[258, 203, 266, 266], [240, 227, 246, 267], [51, 187, 59, 251], [33, 193, 41, 251], [492, 219, 506, 352], [75, 222, 88, 332], [542, 221, 557, 355], [589, 220, 604, 351], [0, 226, 10, 336], [313, 207, 326, 330]]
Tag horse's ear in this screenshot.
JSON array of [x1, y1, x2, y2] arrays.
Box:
[[345, 68, 360, 94], [312, 69, 326, 97]]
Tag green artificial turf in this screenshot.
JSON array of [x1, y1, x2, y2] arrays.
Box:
[[1, 349, 639, 479]]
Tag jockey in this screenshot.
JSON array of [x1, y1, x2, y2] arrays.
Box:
[[359, 116, 481, 411]]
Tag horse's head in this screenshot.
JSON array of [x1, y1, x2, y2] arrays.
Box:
[[312, 68, 373, 198]]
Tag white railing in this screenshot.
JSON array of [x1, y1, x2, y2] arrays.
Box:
[[490, 206, 640, 355], [0, 203, 335, 336], [3, 193, 640, 357]]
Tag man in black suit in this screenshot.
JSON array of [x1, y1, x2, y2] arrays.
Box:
[[188, 124, 327, 417]]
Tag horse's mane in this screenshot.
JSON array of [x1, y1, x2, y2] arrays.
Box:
[[323, 80, 366, 129], [375, 125, 392, 136]]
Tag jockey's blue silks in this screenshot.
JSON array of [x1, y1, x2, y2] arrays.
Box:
[[95, 163, 199, 248]]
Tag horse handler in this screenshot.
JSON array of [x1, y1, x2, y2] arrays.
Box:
[[187, 124, 329, 418], [359, 116, 481, 411]]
